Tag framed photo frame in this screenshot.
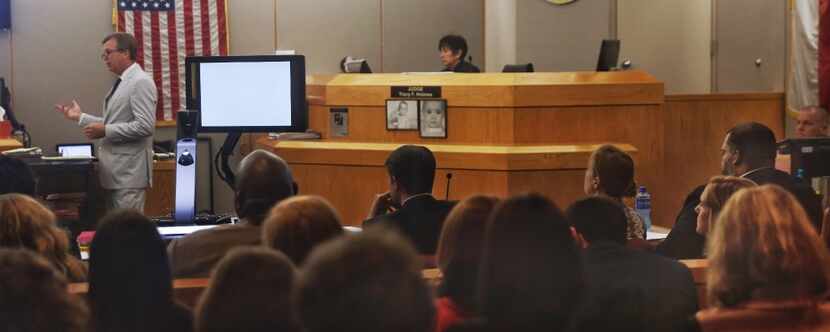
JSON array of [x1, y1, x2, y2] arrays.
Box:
[[419, 99, 448, 138], [385, 99, 419, 131]]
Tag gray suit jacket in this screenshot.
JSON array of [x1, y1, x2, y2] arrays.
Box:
[[79, 63, 156, 189]]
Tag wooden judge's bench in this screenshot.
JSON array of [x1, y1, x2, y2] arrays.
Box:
[[257, 71, 664, 226]]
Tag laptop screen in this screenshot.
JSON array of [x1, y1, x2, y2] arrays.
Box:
[[57, 144, 94, 157]]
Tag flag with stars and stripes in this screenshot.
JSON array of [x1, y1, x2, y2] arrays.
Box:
[[114, 0, 229, 122]]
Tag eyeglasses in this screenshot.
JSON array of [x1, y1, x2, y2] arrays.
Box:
[[101, 48, 124, 59]]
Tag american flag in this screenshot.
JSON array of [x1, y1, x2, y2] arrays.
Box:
[[115, 0, 228, 122]]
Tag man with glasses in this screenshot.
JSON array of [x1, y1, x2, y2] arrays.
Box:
[[55, 32, 156, 212]]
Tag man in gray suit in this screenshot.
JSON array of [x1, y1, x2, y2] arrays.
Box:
[[56, 32, 156, 212]]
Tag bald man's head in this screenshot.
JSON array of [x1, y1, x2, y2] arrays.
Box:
[[235, 150, 296, 225], [796, 106, 829, 138]]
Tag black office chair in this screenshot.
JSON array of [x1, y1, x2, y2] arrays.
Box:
[[340, 56, 372, 73], [502, 63, 534, 73]]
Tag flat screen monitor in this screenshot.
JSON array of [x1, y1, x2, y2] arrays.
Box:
[[185, 55, 307, 133], [596, 39, 620, 72]]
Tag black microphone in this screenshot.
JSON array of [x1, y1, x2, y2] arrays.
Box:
[[445, 172, 453, 200]]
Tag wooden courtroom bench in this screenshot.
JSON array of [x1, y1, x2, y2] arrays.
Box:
[[680, 259, 708, 308]]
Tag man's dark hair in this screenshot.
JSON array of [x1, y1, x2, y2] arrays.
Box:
[[235, 150, 296, 225], [298, 229, 434, 332], [385, 145, 436, 195], [725, 122, 777, 168], [102, 32, 138, 61], [591, 145, 636, 198], [566, 196, 628, 245], [438, 34, 469, 60], [0, 155, 35, 195]]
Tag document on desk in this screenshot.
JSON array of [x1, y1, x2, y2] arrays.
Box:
[[646, 231, 669, 241]]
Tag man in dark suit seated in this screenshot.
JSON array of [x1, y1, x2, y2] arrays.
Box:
[[363, 145, 454, 254], [657, 122, 823, 259], [568, 197, 698, 332], [167, 149, 297, 278]]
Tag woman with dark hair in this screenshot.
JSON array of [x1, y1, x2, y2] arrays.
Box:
[[452, 193, 583, 331], [695, 185, 830, 331], [0, 193, 86, 281], [584, 144, 644, 240], [87, 209, 192, 332], [434, 195, 499, 332], [0, 248, 88, 332], [196, 247, 301, 332]]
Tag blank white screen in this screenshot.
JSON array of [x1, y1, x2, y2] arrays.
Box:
[[59, 145, 93, 157], [199, 61, 292, 128]]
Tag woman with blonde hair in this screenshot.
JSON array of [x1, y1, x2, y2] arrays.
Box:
[[262, 195, 344, 265], [0, 193, 86, 282], [694, 176, 756, 237], [696, 185, 830, 331]]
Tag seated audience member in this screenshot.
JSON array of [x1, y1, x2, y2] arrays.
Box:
[[659, 122, 823, 259], [439, 34, 481, 73], [363, 145, 455, 254], [695, 185, 830, 331], [261, 195, 344, 265], [434, 195, 500, 332], [0, 155, 35, 195], [88, 210, 192, 332], [168, 149, 297, 277], [0, 249, 88, 332], [451, 193, 583, 332], [0, 193, 86, 281], [584, 144, 645, 240], [694, 176, 756, 240], [567, 197, 698, 332], [298, 230, 435, 332], [195, 247, 301, 332], [795, 105, 829, 138]]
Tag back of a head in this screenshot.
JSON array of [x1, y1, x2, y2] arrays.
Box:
[[88, 209, 173, 328], [298, 229, 434, 332], [196, 247, 300, 332], [0, 155, 35, 195], [726, 122, 777, 168], [236, 150, 295, 225], [590, 145, 636, 198], [261, 195, 344, 265], [438, 34, 468, 59], [0, 193, 84, 281], [479, 193, 583, 330], [706, 185, 830, 307], [567, 196, 628, 245], [435, 195, 499, 311], [385, 145, 436, 195], [0, 248, 87, 332]]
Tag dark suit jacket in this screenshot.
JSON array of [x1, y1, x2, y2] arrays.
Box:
[[657, 167, 823, 260], [573, 242, 699, 332], [363, 195, 455, 254], [444, 60, 481, 73]]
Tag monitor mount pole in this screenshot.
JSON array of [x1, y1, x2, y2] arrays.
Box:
[[218, 132, 242, 190]]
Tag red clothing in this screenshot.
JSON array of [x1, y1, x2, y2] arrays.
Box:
[[435, 297, 469, 332]]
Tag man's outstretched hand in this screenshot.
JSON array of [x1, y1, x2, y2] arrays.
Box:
[[55, 100, 82, 122]]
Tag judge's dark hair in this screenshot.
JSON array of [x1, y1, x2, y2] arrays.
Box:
[[102, 32, 138, 61], [385, 145, 436, 195], [590, 144, 636, 198], [0, 155, 35, 195], [298, 229, 434, 332], [439, 34, 469, 60], [725, 122, 777, 168], [0, 248, 88, 332], [88, 209, 183, 332], [196, 247, 301, 332], [567, 196, 628, 245], [235, 149, 296, 225], [478, 192, 584, 331]]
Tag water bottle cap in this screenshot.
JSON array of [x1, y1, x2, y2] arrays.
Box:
[[638, 185, 647, 193]]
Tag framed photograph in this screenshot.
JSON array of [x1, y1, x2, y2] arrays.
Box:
[[419, 99, 447, 138], [386, 99, 419, 131], [329, 108, 348, 137]]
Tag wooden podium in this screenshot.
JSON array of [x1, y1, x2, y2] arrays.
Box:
[[258, 71, 663, 226]]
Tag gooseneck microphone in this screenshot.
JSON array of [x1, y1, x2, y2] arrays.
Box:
[[445, 172, 453, 200]]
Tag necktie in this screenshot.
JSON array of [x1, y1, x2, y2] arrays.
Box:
[[105, 78, 122, 108]]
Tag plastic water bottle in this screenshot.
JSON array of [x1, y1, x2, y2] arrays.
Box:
[[634, 186, 652, 233]]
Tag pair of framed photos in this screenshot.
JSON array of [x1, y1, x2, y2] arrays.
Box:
[[385, 99, 447, 138]]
